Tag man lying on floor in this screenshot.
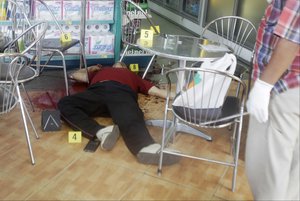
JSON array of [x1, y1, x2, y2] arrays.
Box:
[[58, 62, 179, 165]]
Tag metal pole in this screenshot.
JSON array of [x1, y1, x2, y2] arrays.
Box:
[[80, 0, 86, 68]]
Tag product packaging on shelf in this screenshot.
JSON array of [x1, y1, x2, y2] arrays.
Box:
[[86, 24, 110, 33], [88, 32, 114, 55], [32, 0, 115, 57], [33, 0, 62, 20], [62, 0, 81, 21], [87, 0, 114, 21], [63, 24, 80, 34]]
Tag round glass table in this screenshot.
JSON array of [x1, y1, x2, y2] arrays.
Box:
[[137, 34, 232, 141]]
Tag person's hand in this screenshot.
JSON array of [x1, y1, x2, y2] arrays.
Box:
[[246, 79, 273, 123]]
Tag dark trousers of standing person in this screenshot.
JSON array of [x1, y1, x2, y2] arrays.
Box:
[[57, 81, 155, 155]]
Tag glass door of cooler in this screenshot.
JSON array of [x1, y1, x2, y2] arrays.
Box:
[[165, 0, 180, 10], [204, 0, 235, 27], [150, 0, 164, 5], [237, 0, 268, 49], [182, 0, 201, 22]]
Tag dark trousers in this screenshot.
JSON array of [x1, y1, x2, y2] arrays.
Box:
[[57, 81, 155, 155]]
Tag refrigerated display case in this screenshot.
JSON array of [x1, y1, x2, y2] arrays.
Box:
[[236, 0, 268, 47], [165, 0, 180, 10], [148, 0, 204, 32], [183, 0, 200, 18], [203, 0, 235, 26], [149, 0, 267, 50]]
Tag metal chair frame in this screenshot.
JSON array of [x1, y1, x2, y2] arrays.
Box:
[[158, 61, 247, 192], [0, 52, 39, 165], [1, 1, 49, 110], [1, 20, 48, 164], [31, 0, 88, 95], [200, 16, 257, 95]]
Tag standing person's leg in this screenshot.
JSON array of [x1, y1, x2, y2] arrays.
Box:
[[245, 88, 300, 200], [270, 88, 299, 200]]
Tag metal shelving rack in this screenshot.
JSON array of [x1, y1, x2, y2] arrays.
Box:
[[79, 0, 122, 62], [0, 0, 122, 63]]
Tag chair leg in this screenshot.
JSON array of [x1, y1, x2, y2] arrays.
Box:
[[235, 74, 244, 97], [231, 116, 244, 192], [38, 52, 55, 74], [21, 83, 35, 112], [17, 86, 35, 165], [79, 42, 87, 69], [230, 122, 238, 156], [247, 72, 252, 98], [79, 42, 89, 85], [119, 45, 129, 62], [22, 100, 39, 139], [157, 106, 171, 175], [142, 55, 156, 79], [56, 50, 69, 96]]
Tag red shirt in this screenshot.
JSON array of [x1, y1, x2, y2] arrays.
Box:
[[90, 67, 154, 95]]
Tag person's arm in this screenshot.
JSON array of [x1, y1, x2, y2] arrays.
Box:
[[148, 86, 175, 99], [247, 38, 299, 123], [69, 64, 102, 83], [260, 38, 299, 85]]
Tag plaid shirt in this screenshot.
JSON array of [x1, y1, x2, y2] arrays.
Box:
[[252, 0, 300, 94]]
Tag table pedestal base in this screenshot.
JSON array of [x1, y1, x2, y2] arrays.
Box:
[[146, 119, 212, 141]]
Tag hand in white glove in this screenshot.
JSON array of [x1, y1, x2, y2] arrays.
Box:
[[246, 79, 273, 123]]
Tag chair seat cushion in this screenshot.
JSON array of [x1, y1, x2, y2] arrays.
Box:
[[173, 96, 240, 125], [42, 38, 80, 52]]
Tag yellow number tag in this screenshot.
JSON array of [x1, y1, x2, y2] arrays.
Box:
[[60, 33, 72, 44], [140, 29, 154, 41], [68, 131, 82, 143], [150, 25, 160, 34], [66, 20, 72, 26], [139, 39, 153, 47], [129, 64, 139, 73], [0, 9, 7, 20]]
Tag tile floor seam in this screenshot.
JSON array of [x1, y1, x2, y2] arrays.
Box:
[[118, 173, 145, 201], [23, 152, 84, 200], [143, 171, 216, 197], [211, 165, 230, 200], [96, 156, 154, 175]]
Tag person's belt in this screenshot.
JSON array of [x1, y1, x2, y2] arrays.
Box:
[[96, 80, 110, 84]]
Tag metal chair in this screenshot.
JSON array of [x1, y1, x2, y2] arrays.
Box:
[[1, 0, 49, 109], [32, 0, 88, 95], [0, 20, 48, 164], [0, 52, 39, 165], [158, 54, 247, 192], [120, 0, 160, 78], [200, 16, 257, 95]]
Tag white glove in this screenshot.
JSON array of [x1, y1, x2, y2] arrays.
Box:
[[246, 79, 273, 123]]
